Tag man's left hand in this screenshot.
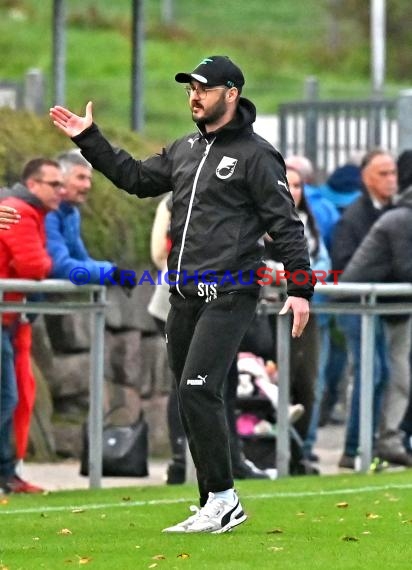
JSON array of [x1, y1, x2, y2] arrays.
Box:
[[279, 296, 310, 338]]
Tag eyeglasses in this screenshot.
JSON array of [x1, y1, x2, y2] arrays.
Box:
[[35, 179, 65, 190], [184, 85, 227, 100]]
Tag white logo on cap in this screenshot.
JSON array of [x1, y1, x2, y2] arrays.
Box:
[[191, 73, 208, 84], [216, 156, 238, 180]]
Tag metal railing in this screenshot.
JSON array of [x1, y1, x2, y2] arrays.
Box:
[[278, 98, 398, 176], [4, 280, 411, 487], [0, 279, 106, 488], [272, 282, 412, 477]]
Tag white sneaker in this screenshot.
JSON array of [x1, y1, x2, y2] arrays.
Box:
[[187, 491, 247, 534], [289, 404, 305, 424], [162, 505, 200, 533]]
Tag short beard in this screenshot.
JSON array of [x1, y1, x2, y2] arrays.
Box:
[[192, 94, 227, 127]]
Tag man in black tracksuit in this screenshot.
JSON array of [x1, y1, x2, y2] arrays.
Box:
[[50, 55, 314, 534]]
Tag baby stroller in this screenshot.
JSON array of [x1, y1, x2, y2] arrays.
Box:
[[237, 302, 318, 475]]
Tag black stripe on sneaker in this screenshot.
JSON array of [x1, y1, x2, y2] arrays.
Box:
[[221, 500, 240, 527]]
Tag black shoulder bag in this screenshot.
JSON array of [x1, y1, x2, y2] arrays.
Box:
[[80, 408, 149, 477]]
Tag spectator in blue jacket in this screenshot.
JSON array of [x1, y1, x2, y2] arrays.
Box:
[[45, 150, 115, 283], [318, 163, 362, 215]]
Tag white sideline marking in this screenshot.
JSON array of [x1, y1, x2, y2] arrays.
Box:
[[1, 482, 412, 516]]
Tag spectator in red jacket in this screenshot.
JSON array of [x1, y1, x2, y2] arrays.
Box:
[[0, 158, 66, 494]]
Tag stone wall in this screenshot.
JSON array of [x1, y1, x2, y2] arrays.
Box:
[[29, 279, 173, 464]]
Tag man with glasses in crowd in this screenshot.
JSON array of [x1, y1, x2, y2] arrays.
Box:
[[45, 150, 121, 284], [50, 55, 313, 533], [0, 158, 65, 494]]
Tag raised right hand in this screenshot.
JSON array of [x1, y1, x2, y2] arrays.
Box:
[[49, 101, 93, 138]]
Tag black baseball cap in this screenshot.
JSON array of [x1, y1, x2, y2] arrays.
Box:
[[175, 55, 245, 90]]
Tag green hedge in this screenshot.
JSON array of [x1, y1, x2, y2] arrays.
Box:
[[0, 108, 161, 267]]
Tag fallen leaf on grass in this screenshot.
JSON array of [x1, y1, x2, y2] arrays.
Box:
[[122, 496, 131, 502], [366, 513, 380, 519], [152, 555, 166, 560], [384, 493, 399, 502], [148, 565, 157, 569], [361, 531, 371, 535], [341, 535, 359, 542], [0, 498, 9, 505], [58, 528, 73, 535], [336, 502, 349, 508], [71, 508, 85, 514], [0, 564, 10, 569], [401, 519, 412, 524], [78, 557, 92, 565], [268, 546, 284, 552], [266, 528, 283, 534], [296, 511, 305, 517], [177, 553, 190, 559]]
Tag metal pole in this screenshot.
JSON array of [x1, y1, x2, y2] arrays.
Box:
[[371, 0, 386, 96], [131, 0, 144, 131], [88, 288, 106, 488], [185, 441, 197, 483], [304, 76, 319, 101], [24, 69, 45, 114], [358, 299, 375, 472], [161, 0, 174, 25], [303, 76, 319, 173], [52, 0, 66, 105], [397, 89, 412, 153], [276, 311, 291, 477]]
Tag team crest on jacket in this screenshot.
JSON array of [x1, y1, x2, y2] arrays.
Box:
[[216, 156, 238, 180]]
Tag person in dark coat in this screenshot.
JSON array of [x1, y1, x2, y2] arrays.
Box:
[[331, 149, 397, 469], [50, 55, 313, 534], [341, 149, 412, 466]]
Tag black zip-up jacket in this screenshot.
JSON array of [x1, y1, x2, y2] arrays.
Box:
[[341, 186, 412, 322], [331, 191, 387, 273], [72, 97, 313, 300], [342, 186, 412, 283]]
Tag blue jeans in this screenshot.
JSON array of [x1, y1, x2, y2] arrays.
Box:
[[325, 327, 348, 412], [0, 330, 18, 478], [338, 314, 388, 457]]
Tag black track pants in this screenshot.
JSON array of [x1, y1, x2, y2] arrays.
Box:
[[166, 291, 257, 504]]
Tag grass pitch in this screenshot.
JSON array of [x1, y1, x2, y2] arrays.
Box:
[[1, 470, 412, 569]]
